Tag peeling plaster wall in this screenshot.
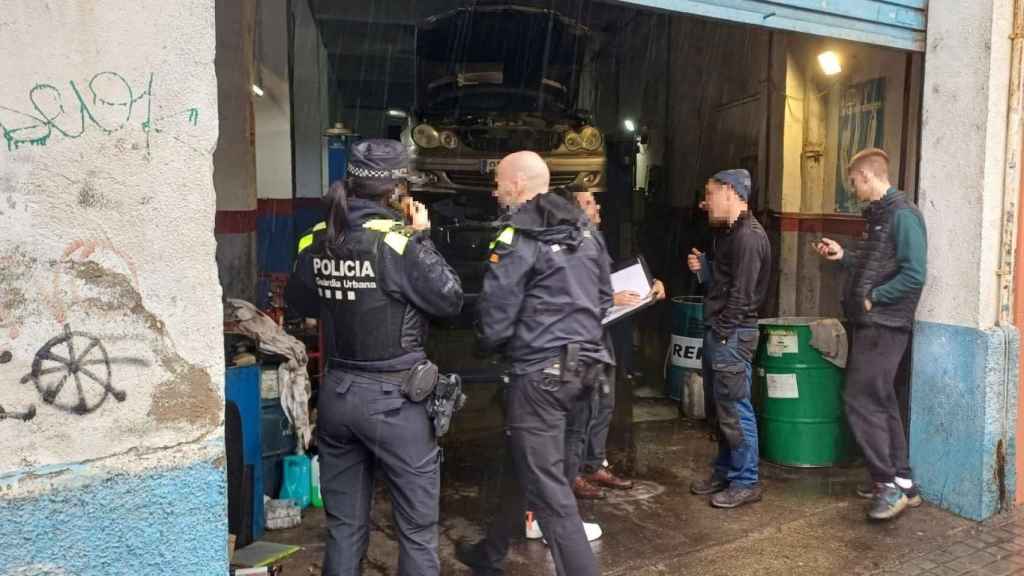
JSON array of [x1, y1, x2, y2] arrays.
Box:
[[0, 0, 225, 571]]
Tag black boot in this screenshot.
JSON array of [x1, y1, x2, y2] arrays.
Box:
[[455, 541, 504, 576]]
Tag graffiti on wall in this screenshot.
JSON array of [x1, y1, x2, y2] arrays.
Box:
[[0, 236, 218, 427], [19, 325, 126, 415], [0, 349, 35, 422], [0, 72, 200, 155]]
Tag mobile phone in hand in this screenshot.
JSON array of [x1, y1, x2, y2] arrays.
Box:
[[809, 239, 838, 256]]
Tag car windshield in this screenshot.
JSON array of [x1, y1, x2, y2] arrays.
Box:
[[417, 6, 587, 115]]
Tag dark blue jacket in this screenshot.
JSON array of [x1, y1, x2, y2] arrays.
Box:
[[286, 199, 463, 371], [476, 193, 612, 374]]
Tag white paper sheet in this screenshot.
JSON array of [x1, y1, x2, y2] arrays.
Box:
[[610, 261, 652, 298], [602, 260, 653, 326]]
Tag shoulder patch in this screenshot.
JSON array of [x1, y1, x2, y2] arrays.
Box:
[[384, 231, 409, 255], [489, 226, 516, 251], [497, 227, 515, 244], [297, 233, 316, 254], [298, 221, 328, 254]]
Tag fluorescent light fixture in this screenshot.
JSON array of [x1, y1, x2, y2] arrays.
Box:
[[387, 109, 408, 119], [251, 84, 265, 97], [818, 51, 842, 76], [623, 119, 636, 133]]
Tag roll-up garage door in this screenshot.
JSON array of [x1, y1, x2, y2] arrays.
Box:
[[617, 0, 926, 51]]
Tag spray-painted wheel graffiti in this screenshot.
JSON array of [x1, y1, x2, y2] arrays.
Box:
[[27, 324, 125, 414]]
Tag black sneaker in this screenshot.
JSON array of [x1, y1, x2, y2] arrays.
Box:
[[454, 541, 503, 576], [710, 484, 763, 509], [690, 475, 728, 496], [867, 484, 910, 521], [856, 482, 923, 508]]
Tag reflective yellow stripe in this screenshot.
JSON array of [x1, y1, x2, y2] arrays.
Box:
[[297, 221, 327, 254], [489, 226, 515, 250], [497, 227, 515, 245], [384, 232, 409, 255], [363, 219, 398, 233]]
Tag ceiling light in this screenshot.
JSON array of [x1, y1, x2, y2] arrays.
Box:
[[623, 119, 636, 133], [818, 51, 842, 76], [387, 109, 408, 119], [251, 84, 265, 97]]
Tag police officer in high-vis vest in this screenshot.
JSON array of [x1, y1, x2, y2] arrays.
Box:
[[285, 139, 464, 576]]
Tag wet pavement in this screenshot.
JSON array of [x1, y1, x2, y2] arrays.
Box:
[[269, 398, 984, 575]]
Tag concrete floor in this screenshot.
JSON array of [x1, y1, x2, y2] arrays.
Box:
[[267, 398, 976, 575]]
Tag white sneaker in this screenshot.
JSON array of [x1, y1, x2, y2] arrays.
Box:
[[539, 521, 603, 544], [525, 516, 543, 540]]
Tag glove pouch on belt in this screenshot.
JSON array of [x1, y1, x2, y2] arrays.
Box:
[[402, 360, 439, 402]]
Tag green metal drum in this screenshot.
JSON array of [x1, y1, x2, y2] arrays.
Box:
[[666, 297, 704, 402], [755, 317, 850, 467]]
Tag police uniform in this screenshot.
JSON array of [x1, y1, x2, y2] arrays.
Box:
[[459, 192, 611, 576], [286, 140, 464, 576]]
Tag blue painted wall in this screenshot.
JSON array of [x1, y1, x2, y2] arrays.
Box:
[[910, 322, 1018, 520], [258, 212, 296, 275], [0, 461, 228, 575]]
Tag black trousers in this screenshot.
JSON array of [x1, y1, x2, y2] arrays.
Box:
[[318, 369, 440, 576], [844, 325, 913, 484], [477, 369, 599, 576]]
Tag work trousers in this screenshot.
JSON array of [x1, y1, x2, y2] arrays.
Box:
[[564, 378, 614, 481], [478, 369, 600, 576], [318, 368, 440, 576], [702, 328, 760, 487], [844, 325, 913, 484]]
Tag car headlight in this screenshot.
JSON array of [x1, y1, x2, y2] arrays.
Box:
[[413, 124, 441, 149], [564, 131, 583, 152], [439, 130, 459, 149], [580, 126, 603, 151]]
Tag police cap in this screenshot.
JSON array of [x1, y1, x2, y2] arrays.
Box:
[[347, 139, 410, 181]]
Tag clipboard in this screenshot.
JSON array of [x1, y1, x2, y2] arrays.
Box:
[[602, 254, 657, 326]]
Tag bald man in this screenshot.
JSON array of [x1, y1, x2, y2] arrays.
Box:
[[457, 152, 610, 576]]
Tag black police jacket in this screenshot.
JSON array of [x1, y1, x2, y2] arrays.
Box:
[[285, 199, 464, 371], [476, 193, 613, 375]]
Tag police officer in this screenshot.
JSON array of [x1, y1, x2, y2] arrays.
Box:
[[285, 139, 464, 576], [456, 151, 610, 576], [297, 183, 416, 256]]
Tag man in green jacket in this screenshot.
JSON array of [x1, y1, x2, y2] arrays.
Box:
[[816, 148, 927, 521]]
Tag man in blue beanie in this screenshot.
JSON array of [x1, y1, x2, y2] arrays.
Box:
[[687, 169, 771, 509]]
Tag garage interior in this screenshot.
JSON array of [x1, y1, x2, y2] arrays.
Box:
[[213, 1, 947, 573]]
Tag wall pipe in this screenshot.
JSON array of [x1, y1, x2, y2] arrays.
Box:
[[999, 0, 1024, 327], [1005, 0, 1024, 505]]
